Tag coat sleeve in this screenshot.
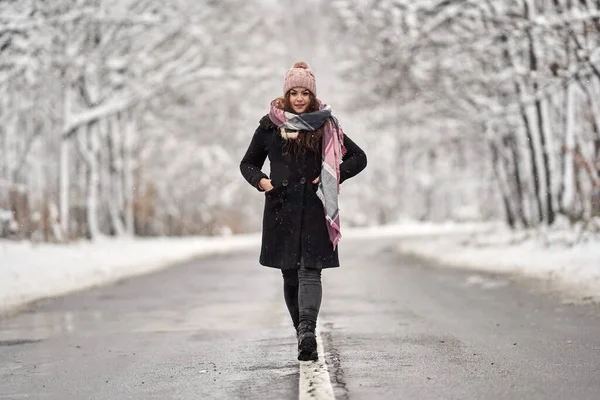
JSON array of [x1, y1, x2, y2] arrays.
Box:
[[339, 134, 367, 184], [240, 118, 271, 192]]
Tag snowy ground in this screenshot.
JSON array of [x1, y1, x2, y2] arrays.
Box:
[[1, 221, 599, 316], [395, 220, 600, 303], [0, 234, 261, 316]]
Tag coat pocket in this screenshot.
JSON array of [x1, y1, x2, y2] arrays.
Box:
[[263, 187, 286, 229], [264, 185, 286, 210], [264, 185, 280, 197]]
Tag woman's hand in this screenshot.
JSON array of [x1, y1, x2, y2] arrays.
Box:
[[259, 178, 274, 192], [312, 177, 319, 184]]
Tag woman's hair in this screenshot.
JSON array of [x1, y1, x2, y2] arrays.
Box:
[[280, 91, 323, 158]]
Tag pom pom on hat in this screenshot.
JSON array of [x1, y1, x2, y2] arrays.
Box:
[[292, 61, 310, 69], [283, 61, 316, 96]]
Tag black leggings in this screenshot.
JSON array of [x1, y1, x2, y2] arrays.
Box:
[[281, 267, 322, 329]]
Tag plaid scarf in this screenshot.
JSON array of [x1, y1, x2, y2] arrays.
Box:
[[269, 98, 347, 249]]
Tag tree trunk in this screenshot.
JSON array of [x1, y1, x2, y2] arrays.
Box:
[[123, 110, 136, 235], [525, 0, 555, 224], [9, 187, 30, 239], [106, 116, 125, 236], [78, 123, 101, 239], [491, 140, 516, 228], [519, 101, 544, 224], [506, 31, 544, 225], [560, 82, 576, 214], [592, 139, 600, 216], [0, 93, 9, 211], [506, 134, 529, 227], [60, 87, 72, 239], [534, 98, 556, 224]]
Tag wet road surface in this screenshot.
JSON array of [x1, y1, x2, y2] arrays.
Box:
[[1, 236, 600, 399]]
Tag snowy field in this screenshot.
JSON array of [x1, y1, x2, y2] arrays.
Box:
[[1, 221, 599, 316], [0, 234, 261, 316], [395, 221, 600, 303]]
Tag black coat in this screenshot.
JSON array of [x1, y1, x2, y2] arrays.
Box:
[[240, 114, 367, 270]]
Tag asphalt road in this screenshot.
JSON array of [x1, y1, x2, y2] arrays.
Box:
[[1, 236, 600, 399]]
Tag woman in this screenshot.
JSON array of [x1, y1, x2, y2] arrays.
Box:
[[240, 61, 367, 361]]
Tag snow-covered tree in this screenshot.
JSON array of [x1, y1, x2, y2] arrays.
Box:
[[328, 0, 600, 228], [0, 0, 282, 240]]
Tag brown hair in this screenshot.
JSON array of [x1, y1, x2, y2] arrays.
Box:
[[279, 91, 323, 159]]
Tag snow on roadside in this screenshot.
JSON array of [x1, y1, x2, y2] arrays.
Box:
[[0, 234, 260, 316], [1, 220, 599, 317], [344, 220, 497, 238], [0, 222, 489, 317], [395, 223, 600, 302]]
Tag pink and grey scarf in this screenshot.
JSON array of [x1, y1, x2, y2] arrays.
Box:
[[269, 98, 347, 249]]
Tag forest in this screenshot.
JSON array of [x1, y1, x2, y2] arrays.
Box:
[[1, 0, 599, 241]]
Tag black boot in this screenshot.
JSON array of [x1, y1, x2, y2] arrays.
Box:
[[297, 320, 318, 361]]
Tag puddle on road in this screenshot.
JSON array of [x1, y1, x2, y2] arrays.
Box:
[[0, 310, 108, 341], [0, 339, 42, 346], [0, 301, 284, 341]]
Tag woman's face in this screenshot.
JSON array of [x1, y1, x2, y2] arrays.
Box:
[[288, 87, 311, 114]]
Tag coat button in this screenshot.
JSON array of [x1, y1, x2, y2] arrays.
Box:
[[279, 198, 284, 204], [299, 177, 306, 184], [282, 179, 289, 186]]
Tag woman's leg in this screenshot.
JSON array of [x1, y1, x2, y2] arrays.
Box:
[[297, 267, 322, 325], [297, 267, 322, 361], [281, 269, 299, 332]]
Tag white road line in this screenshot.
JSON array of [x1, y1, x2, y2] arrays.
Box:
[[299, 331, 335, 400]]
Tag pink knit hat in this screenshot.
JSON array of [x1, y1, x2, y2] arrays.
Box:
[[283, 61, 316, 96]]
